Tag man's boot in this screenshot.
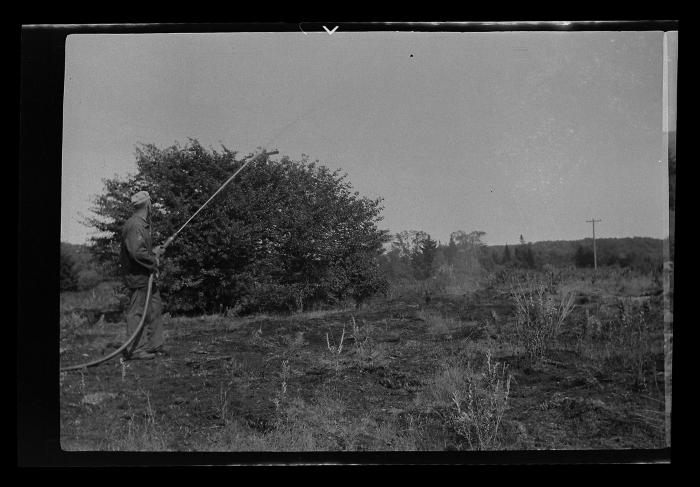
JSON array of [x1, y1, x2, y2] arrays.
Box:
[[129, 350, 156, 360]]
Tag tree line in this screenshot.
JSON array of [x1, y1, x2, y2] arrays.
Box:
[[378, 231, 539, 282], [378, 230, 665, 283]]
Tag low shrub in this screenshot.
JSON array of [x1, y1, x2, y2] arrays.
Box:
[[421, 350, 513, 450], [77, 269, 103, 291], [509, 277, 575, 362], [60, 247, 79, 291], [417, 309, 459, 336], [602, 298, 657, 388], [450, 351, 512, 450]]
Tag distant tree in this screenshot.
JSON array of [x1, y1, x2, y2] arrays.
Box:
[[432, 245, 448, 270], [514, 242, 524, 266], [512, 235, 536, 268], [391, 230, 431, 260], [525, 242, 536, 268], [379, 247, 411, 280], [60, 242, 107, 290], [60, 246, 79, 291], [412, 234, 438, 280], [445, 234, 458, 265], [451, 230, 486, 247], [485, 237, 664, 272], [383, 230, 431, 280], [502, 243, 512, 263], [574, 245, 594, 268], [449, 230, 487, 273], [483, 248, 499, 271]]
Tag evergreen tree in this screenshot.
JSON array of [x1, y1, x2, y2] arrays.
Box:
[[446, 234, 457, 265], [424, 236, 438, 270], [525, 242, 536, 268], [413, 235, 438, 280], [503, 243, 512, 263], [574, 245, 594, 268]]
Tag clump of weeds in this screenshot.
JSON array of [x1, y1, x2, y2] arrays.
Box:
[[349, 316, 382, 365], [509, 277, 575, 363], [120, 357, 131, 382], [217, 381, 234, 425], [107, 390, 169, 451], [449, 351, 512, 450], [420, 350, 513, 450], [60, 311, 89, 341], [325, 324, 346, 374], [417, 309, 459, 338], [272, 359, 291, 414], [593, 298, 657, 389]]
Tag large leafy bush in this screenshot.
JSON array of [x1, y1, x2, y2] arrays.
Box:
[[86, 139, 389, 314]]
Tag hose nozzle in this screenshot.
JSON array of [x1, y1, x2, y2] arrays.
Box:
[[162, 236, 175, 250]]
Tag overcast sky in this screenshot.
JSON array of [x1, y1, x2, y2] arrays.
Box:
[[61, 30, 675, 246]]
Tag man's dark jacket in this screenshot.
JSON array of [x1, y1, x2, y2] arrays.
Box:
[[120, 214, 158, 289]]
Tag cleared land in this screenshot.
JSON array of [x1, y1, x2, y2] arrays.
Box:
[[59, 269, 667, 451]]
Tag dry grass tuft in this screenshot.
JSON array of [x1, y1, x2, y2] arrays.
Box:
[[509, 278, 575, 362], [419, 350, 513, 450], [417, 309, 460, 337]]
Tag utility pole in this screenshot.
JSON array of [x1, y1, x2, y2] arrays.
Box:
[[586, 218, 601, 270]]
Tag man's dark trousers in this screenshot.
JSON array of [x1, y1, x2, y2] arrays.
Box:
[[126, 285, 164, 355]]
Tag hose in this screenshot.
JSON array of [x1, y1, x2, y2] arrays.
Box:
[[161, 149, 278, 251], [60, 274, 154, 371]]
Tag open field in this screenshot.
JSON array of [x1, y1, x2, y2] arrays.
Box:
[[59, 269, 667, 451]]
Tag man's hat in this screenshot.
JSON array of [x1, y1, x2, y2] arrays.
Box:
[[131, 190, 151, 206]]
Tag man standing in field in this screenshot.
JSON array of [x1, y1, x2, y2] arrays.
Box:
[[121, 190, 166, 360]]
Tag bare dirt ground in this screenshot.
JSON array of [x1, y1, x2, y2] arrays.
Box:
[[59, 282, 667, 451]]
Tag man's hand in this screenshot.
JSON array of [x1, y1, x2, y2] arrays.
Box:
[[154, 245, 166, 258]]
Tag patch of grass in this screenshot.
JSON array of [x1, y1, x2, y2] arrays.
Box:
[[417, 350, 513, 450], [274, 393, 419, 451], [61, 271, 668, 453], [509, 278, 575, 362], [579, 298, 660, 389], [201, 417, 317, 451], [348, 316, 383, 366], [60, 311, 88, 334], [323, 324, 347, 375], [450, 352, 512, 450], [280, 331, 309, 349], [417, 309, 460, 337], [91, 390, 171, 452], [60, 281, 125, 313], [194, 307, 354, 333], [271, 359, 291, 412], [387, 272, 482, 301], [184, 388, 422, 452], [294, 308, 355, 320], [557, 269, 657, 298]]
